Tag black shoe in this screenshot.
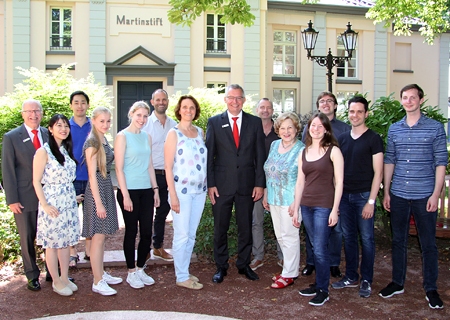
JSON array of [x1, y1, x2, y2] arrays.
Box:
[[238, 265, 259, 281], [309, 289, 330, 306], [301, 264, 315, 276], [212, 268, 227, 283], [27, 278, 41, 291], [299, 283, 317, 297], [426, 290, 444, 309], [330, 266, 342, 278], [46, 273, 75, 283]]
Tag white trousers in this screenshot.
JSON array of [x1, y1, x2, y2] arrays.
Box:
[[269, 205, 301, 278]]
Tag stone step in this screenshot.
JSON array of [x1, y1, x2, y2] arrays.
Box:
[[76, 249, 197, 268]]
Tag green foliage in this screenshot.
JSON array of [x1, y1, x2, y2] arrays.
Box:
[[167, 0, 317, 27], [0, 64, 113, 181], [0, 192, 21, 263], [167, 86, 255, 133], [168, 0, 255, 27], [366, 0, 450, 44]]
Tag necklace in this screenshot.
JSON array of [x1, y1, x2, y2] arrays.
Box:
[[281, 140, 295, 149]]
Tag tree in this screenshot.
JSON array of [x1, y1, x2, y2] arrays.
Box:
[[168, 0, 255, 26], [168, 0, 316, 27], [366, 0, 449, 44], [0, 64, 113, 181]]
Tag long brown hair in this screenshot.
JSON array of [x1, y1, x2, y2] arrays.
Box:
[[304, 113, 338, 150]]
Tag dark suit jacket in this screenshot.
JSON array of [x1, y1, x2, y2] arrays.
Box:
[[2, 124, 49, 211], [206, 111, 266, 196]]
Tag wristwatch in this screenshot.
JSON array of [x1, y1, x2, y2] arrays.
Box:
[[368, 199, 375, 205]]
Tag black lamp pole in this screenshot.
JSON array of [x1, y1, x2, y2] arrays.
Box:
[[301, 21, 358, 93]]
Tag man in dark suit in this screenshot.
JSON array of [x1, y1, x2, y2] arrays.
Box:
[[2, 99, 48, 291], [206, 84, 266, 283]]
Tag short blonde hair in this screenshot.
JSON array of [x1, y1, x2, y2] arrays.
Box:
[[274, 112, 301, 135]]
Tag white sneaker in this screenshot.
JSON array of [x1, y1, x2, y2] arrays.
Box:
[[136, 269, 155, 286], [102, 271, 123, 285], [127, 272, 145, 289], [92, 279, 117, 296]]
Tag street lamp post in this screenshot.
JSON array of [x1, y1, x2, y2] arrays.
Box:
[[301, 20, 358, 93]]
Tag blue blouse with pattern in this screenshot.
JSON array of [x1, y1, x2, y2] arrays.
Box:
[[264, 139, 305, 206], [171, 126, 207, 194]]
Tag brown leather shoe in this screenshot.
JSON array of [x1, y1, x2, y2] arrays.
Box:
[[250, 259, 264, 271], [153, 248, 173, 261]]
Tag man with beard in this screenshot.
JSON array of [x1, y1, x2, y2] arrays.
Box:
[[143, 89, 177, 261]]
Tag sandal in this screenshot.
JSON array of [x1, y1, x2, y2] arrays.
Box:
[[272, 274, 282, 281], [69, 255, 79, 269], [84, 252, 90, 261], [271, 276, 294, 289]]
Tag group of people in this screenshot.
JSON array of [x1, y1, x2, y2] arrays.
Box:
[[2, 83, 446, 310]]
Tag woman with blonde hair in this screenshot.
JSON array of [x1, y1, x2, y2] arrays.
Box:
[[115, 101, 160, 289], [82, 106, 122, 296], [263, 112, 304, 289]]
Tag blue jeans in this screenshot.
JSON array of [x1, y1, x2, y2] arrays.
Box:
[[170, 192, 206, 282], [390, 193, 438, 292], [301, 205, 332, 293], [339, 192, 375, 283], [73, 180, 87, 196], [304, 217, 342, 266]]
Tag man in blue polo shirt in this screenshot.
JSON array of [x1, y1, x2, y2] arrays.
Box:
[[379, 84, 447, 309], [68, 90, 92, 267]]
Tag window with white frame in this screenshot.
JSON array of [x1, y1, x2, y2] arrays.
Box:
[[273, 31, 296, 76], [336, 34, 357, 78], [206, 14, 226, 53], [273, 89, 296, 114], [207, 82, 226, 94], [50, 8, 72, 50]]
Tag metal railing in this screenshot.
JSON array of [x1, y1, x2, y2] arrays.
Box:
[[49, 36, 72, 50], [206, 39, 227, 53]]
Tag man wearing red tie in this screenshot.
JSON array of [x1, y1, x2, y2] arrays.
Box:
[[206, 84, 266, 283], [2, 100, 49, 291]]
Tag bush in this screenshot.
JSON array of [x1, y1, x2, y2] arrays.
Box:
[[0, 191, 21, 263], [194, 199, 277, 261], [0, 64, 113, 182]]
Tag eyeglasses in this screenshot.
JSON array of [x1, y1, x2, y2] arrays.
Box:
[[319, 99, 335, 104], [22, 110, 42, 114], [226, 96, 245, 102]]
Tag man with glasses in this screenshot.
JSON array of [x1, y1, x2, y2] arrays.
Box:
[[301, 91, 350, 278], [2, 100, 49, 291], [207, 84, 266, 283]]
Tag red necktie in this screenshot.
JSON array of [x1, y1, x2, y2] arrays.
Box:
[[31, 129, 41, 150], [232, 117, 239, 148]]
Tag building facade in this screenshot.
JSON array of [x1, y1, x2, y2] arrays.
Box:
[[1, 0, 449, 134]]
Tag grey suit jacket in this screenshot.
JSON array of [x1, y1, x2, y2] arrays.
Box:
[[2, 124, 49, 211]]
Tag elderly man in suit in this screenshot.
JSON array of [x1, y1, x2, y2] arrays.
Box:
[[2, 99, 48, 291], [206, 84, 266, 283]]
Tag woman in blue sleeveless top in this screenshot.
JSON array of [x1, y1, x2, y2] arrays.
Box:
[[115, 101, 160, 289]]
